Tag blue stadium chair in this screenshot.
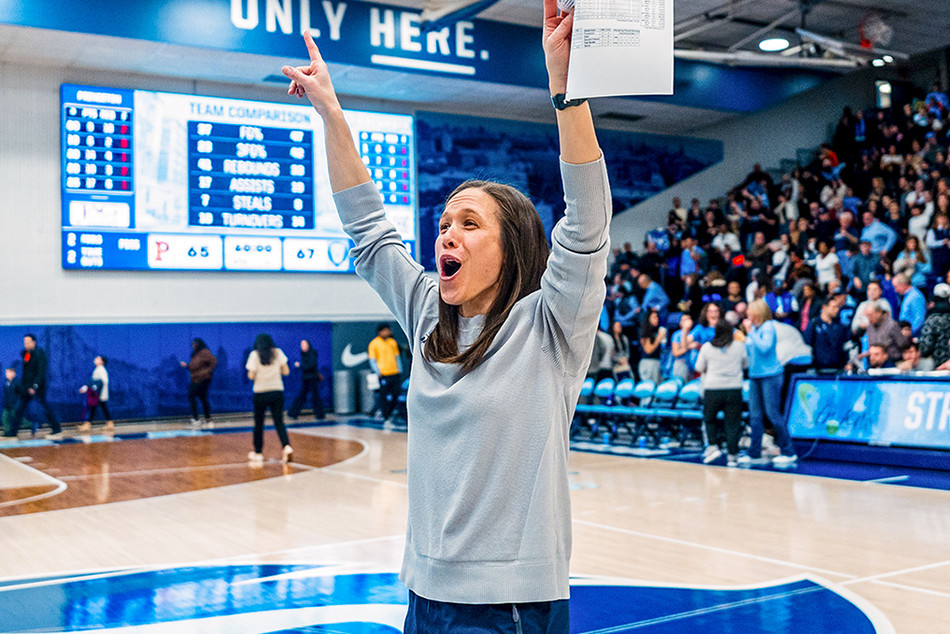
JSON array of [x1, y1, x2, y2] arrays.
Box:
[[636, 378, 682, 446], [675, 379, 702, 409], [579, 377, 595, 400], [613, 378, 636, 403], [610, 378, 638, 439], [632, 379, 656, 406], [593, 378, 616, 404], [671, 379, 705, 445], [571, 377, 599, 439], [652, 378, 683, 408], [576, 378, 619, 441]]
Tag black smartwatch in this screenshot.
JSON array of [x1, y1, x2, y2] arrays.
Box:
[[551, 93, 588, 110]]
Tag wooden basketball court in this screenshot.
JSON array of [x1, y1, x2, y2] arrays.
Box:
[[0, 421, 947, 632]]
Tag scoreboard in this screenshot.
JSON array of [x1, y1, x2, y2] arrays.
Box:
[[60, 84, 416, 272]]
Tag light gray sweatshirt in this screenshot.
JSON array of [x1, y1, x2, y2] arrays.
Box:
[[695, 340, 748, 391], [334, 157, 610, 604]]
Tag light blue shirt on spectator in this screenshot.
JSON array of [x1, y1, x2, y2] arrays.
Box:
[[680, 247, 704, 277], [642, 282, 670, 314], [689, 324, 715, 345], [745, 320, 783, 378], [899, 286, 927, 335], [861, 221, 897, 255]]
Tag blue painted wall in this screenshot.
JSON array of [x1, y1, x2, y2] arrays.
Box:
[[0, 323, 333, 423]]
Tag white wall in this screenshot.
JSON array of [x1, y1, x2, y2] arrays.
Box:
[[610, 67, 879, 249], [0, 61, 402, 326]]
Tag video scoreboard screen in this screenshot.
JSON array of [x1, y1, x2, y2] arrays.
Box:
[[60, 84, 416, 272]]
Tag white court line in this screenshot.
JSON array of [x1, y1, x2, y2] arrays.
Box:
[[214, 533, 405, 565], [866, 475, 910, 484], [572, 518, 854, 579], [317, 465, 409, 488], [575, 573, 894, 634], [870, 578, 950, 599], [0, 534, 405, 591], [841, 559, 950, 585], [0, 452, 67, 509], [54, 460, 316, 482], [578, 585, 829, 633]]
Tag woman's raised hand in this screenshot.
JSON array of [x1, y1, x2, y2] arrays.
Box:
[[282, 31, 341, 118], [542, 0, 574, 94]]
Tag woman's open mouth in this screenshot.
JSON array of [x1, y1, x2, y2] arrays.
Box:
[[440, 255, 462, 280]]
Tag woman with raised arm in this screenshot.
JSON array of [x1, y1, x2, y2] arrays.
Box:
[[283, 1, 608, 629]]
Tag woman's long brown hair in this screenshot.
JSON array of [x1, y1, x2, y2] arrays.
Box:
[[424, 180, 550, 373]]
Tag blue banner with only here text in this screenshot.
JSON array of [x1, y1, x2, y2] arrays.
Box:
[[0, 0, 832, 112]]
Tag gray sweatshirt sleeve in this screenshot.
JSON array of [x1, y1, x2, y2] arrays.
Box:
[[538, 157, 611, 375], [333, 182, 438, 343]]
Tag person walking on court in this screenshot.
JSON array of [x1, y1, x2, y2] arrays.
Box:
[[2, 367, 24, 438], [288, 338, 325, 421], [245, 333, 292, 465], [6, 334, 62, 439], [282, 3, 608, 628], [181, 338, 217, 427], [77, 355, 114, 432], [742, 300, 798, 467], [368, 323, 402, 422], [695, 321, 748, 467]]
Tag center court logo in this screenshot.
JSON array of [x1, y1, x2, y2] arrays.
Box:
[[0, 565, 891, 633]]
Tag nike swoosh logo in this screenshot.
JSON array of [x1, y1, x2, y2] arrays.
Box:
[[341, 343, 369, 368]]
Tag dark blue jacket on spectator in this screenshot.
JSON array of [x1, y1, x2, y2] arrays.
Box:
[[851, 252, 879, 288], [803, 317, 850, 370]]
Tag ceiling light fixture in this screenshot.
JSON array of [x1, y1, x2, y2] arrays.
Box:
[[872, 58, 885, 67], [758, 37, 790, 52], [882, 55, 894, 63]]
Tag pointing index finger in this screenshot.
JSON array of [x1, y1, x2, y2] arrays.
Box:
[[303, 30, 323, 64]]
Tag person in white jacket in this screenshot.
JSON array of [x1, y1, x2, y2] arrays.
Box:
[[77, 355, 112, 432]]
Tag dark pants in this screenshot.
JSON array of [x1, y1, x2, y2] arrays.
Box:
[[88, 400, 112, 422], [703, 388, 743, 456], [8, 389, 60, 436], [252, 390, 289, 453], [404, 590, 569, 634], [749, 374, 795, 457], [188, 379, 212, 421], [378, 374, 401, 418], [288, 377, 325, 419]]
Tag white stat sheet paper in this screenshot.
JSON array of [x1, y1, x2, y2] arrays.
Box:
[[566, 0, 674, 99]]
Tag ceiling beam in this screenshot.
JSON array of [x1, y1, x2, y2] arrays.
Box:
[[728, 8, 801, 51], [675, 0, 759, 29]]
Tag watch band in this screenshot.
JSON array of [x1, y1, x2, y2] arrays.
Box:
[[551, 93, 588, 110]]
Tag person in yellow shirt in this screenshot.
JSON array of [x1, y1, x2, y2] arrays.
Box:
[[368, 323, 402, 421]]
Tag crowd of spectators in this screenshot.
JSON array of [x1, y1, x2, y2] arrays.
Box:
[[598, 83, 950, 389]]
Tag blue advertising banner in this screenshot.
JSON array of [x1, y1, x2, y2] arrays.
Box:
[[788, 374, 950, 451], [0, 0, 832, 113]]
